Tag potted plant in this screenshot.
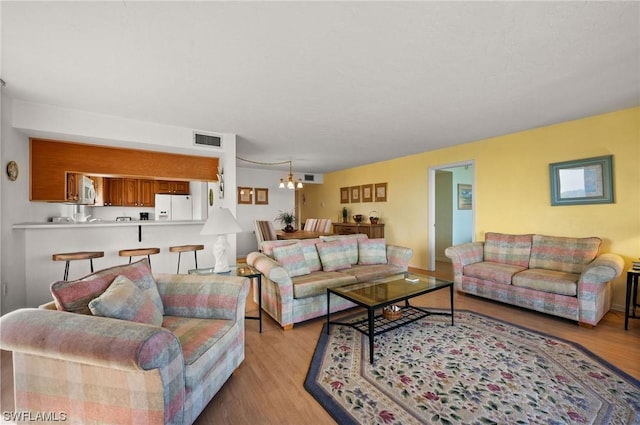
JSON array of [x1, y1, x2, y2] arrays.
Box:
[[341, 206, 348, 223], [275, 210, 296, 233]]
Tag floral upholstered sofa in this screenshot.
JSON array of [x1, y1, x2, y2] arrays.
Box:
[[247, 234, 413, 329], [445, 232, 624, 326], [0, 259, 250, 425]]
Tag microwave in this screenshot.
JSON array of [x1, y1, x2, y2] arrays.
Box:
[[78, 175, 96, 205]]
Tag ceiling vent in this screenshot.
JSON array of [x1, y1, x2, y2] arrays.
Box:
[[193, 132, 223, 149]]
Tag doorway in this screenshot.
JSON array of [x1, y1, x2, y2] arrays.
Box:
[[428, 161, 475, 270]]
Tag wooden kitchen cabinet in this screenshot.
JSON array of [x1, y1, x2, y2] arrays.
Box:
[[332, 222, 385, 238], [123, 178, 155, 207], [155, 180, 190, 195], [101, 178, 124, 206]]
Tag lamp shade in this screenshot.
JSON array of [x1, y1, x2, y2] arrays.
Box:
[[200, 207, 243, 235]]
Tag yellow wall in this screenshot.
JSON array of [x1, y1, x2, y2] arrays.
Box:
[[301, 107, 640, 309]]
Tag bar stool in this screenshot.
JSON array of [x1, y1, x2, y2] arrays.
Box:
[[118, 247, 161, 269], [169, 244, 205, 273], [52, 251, 105, 281]]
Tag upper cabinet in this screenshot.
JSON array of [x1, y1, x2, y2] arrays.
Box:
[[30, 139, 219, 202], [155, 180, 190, 195]]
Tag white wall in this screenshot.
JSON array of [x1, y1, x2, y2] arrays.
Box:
[[0, 96, 236, 313], [235, 166, 295, 256]]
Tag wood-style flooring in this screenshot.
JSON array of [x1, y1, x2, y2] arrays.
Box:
[[2, 262, 639, 424]]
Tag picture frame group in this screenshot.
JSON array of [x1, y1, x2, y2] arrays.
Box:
[[238, 187, 269, 205], [341, 182, 387, 204]]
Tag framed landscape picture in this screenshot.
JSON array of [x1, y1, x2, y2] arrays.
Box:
[[340, 187, 350, 204], [549, 155, 613, 206], [350, 186, 361, 203], [374, 183, 387, 202], [255, 188, 269, 205], [457, 184, 472, 210], [361, 184, 373, 202]]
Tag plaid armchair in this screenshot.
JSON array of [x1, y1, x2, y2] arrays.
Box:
[[0, 259, 249, 425]]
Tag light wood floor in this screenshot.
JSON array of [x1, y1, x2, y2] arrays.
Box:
[[2, 262, 639, 424]]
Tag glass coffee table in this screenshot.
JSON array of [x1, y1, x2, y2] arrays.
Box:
[[327, 273, 454, 364], [189, 265, 263, 333]]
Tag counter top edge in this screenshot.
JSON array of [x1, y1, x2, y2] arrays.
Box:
[[13, 220, 206, 229]]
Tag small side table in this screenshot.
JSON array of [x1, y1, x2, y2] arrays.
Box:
[[189, 265, 263, 333], [625, 269, 640, 330]]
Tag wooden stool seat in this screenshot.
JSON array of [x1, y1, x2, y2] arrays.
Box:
[[52, 251, 104, 281], [169, 244, 205, 273], [119, 247, 160, 268]]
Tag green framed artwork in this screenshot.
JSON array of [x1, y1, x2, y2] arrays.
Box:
[[549, 155, 613, 206]]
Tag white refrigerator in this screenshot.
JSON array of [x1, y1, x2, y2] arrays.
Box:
[[155, 194, 193, 221]]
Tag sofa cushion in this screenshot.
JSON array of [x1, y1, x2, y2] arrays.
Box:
[[320, 234, 367, 264], [292, 271, 357, 298], [529, 235, 601, 274], [162, 315, 236, 391], [463, 262, 526, 285], [88, 275, 164, 326], [261, 239, 298, 258], [316, 240, 351, 271], [484, 232, 533, 267], [51, 258, 163, 316], [358, 238, 388, 265], [512, 268, 579, 296], [272, 243, 310, 277], [341, 264, 404, 282], [299, 238, 323, 272]]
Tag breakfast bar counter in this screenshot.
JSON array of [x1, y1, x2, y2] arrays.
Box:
[[12, 220, 218, 307]]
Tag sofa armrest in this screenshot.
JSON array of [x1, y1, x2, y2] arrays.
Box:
[[246, 252, 293, 291], [386, 245, 413, 270], [579, 253, 625, 286], [445, 242, 484, 285], [0, 308, 182, 372], [154, 273, 250, 321]]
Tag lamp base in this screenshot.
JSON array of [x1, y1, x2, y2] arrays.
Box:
[[212, 235, 231, 274]]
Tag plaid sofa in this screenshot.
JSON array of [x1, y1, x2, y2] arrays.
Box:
[[0, 259, 250, 425], [247, 234, 413, 329], [445, 232, 624, 326]]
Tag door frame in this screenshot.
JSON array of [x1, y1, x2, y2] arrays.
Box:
[[427, 160, 476, 270]]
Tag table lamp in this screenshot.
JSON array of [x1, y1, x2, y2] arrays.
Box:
[[200, 207, 243, 273]]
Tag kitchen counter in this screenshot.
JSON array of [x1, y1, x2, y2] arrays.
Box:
[[13, 220, 205, 229]]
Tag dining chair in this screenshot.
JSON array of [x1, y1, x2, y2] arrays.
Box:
[[254, 220, 277, 251]]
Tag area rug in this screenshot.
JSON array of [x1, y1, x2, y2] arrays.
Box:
[[304, 310, 640, 425]]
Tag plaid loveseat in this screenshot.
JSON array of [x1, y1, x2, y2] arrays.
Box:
[[445, 233, 624, 326], [247, 234, 413, 329], [0, 259, 250, 425]]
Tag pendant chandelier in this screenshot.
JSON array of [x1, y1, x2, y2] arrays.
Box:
[[237, 157, 303, 189]]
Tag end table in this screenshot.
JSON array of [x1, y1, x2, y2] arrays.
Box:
[[625, 269, 639, 330]]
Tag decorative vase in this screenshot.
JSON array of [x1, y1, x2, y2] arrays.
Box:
[[284, 224, 295, 233]]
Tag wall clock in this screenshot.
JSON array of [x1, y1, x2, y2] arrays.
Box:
[[6, 161, 18, 181]]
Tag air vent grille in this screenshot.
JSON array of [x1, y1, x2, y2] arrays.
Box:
[[304, 174, 315, 182], [194, 132, 222, 148]]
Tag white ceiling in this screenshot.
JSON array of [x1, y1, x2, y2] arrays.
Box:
[[2, 1, 639, 174]]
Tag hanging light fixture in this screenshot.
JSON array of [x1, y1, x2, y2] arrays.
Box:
[[238, 157, 304, 190]]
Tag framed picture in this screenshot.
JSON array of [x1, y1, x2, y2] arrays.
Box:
[[340, 187, 350, 204], [255, 187, 269, 205], [549, 155, 614, 206], [374, 183, 387, 202], [457, 184, 472, 210], [350, 186, 361, 203], [361, 184, 373, 202], [238, 187, 253, 204]]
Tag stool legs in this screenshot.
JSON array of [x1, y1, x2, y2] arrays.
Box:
[[63, 261, 70, 281], [176, 251, 199, 273]]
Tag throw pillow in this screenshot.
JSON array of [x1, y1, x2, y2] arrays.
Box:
[[320, 234, 366, 264], [358, 238, 388, 265], [89, 275, 164, 326], [51, 258, 164, 316], [316, 240, 351, 272], [272, 243, 311, 277], [483, 232, 533, 268]]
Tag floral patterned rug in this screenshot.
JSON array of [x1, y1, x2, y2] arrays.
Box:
[[304, 311, 640, 425]]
